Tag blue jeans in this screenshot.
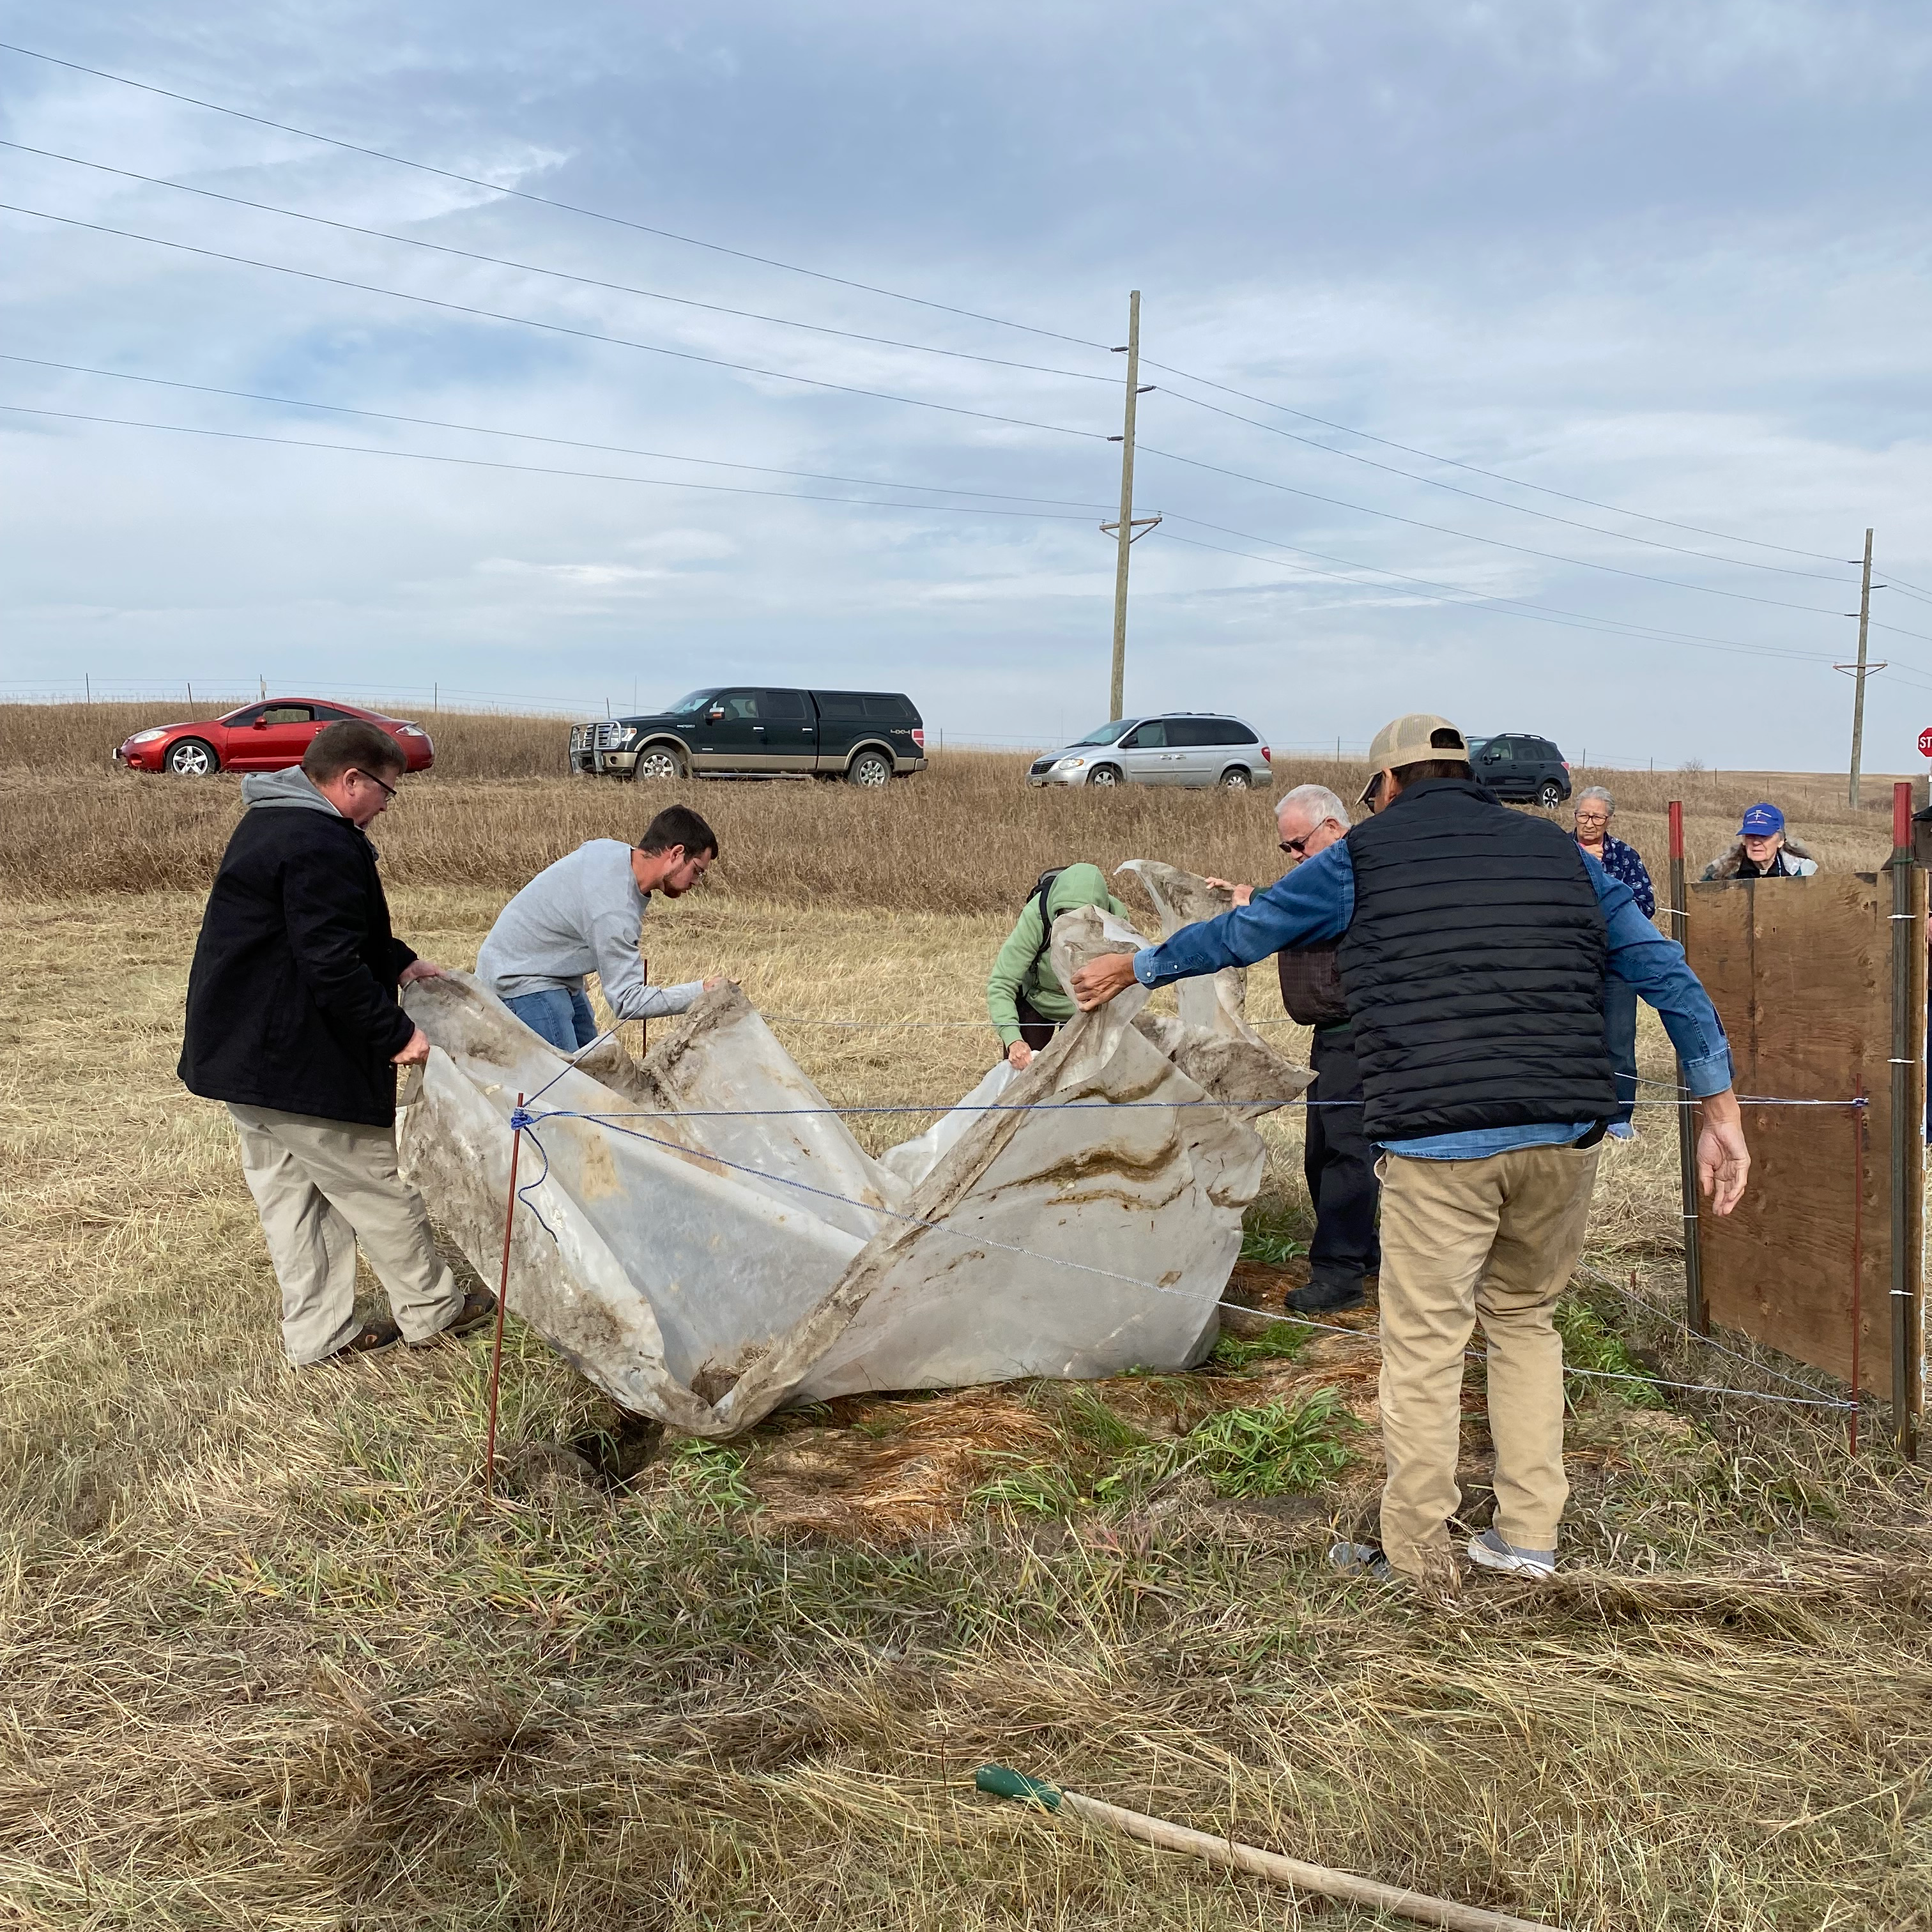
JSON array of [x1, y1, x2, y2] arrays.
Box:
[[1604, 976, 1639, 1131], [505, 986, 597, 1053]]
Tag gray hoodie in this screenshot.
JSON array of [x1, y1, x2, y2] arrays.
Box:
[[241, 767, 346, 816]]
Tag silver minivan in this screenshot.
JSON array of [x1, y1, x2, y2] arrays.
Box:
[[1026, 713, 1271, 789]]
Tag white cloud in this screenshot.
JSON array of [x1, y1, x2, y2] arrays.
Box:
[[2, 1, 1930, 763]]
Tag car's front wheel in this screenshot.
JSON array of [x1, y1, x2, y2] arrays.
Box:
[[1220, 767, 1253, 790], [632, 745, 687, 782], [1086, 764, 1122, 788], [1537, 780, 1564, 809], [847, 749, 893, 788], [166, 738, 218, 777]]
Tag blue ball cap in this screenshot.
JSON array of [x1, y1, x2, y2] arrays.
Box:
[[1738, 802, 1785, 837]]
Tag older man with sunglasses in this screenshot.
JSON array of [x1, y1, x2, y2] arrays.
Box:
[[1209, 783, 1377, 1314], [180, 719, 492, 1367]]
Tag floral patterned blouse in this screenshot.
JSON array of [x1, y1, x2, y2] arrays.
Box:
[[1582, 832, 1655, 918]]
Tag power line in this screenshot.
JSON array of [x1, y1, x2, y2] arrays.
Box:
[[1160, 524, 1932, 694], [0, 37, 1862, 583], [0, 201, 1108, 442], [1140, 358, 1853, 566], [19, 403, 1932, 696], [1153, 515, 1932, 680], [0, 139, 1117, 387], [0, 38, 1111, 351], [1135, 439, 1855, 618], [1154, 384, 1853, 582], [1156, 529, 1813, 663], [0, 353, 1117, 510], [0, 401, 1105, 519]]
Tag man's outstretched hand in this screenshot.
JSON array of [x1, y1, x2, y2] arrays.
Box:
[[1071, 953, 1140, 1011], [1696, 1088, 1751, 1216]]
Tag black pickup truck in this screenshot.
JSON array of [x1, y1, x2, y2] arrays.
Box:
[[570, 687, 926, 786]]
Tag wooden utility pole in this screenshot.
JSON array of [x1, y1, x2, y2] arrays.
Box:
[[1104, 291, 1156, 723], [1849, 528, 1874, 810]]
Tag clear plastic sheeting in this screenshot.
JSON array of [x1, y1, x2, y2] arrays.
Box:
[[398, 876, 1310, 1437]]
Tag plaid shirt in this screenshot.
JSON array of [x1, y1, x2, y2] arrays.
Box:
[[1584, 833, 1655, 918]]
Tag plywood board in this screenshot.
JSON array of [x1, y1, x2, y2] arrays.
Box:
[[1683, 871, 1924, 1402]]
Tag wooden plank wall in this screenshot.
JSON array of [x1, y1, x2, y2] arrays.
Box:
[[1684, 872, 1924, 1400]]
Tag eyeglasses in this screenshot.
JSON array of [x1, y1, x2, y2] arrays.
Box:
[[1574, 811, 1609, 825], [351, 767, 398, 799]]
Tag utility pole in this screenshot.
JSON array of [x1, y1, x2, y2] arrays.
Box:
[[1848, 528, 1875, 810], [1102, 291, 1159, 721]]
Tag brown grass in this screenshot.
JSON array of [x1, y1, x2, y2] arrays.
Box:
[[0, 704, 1906, 905], [5, 746, 1931, 1929]]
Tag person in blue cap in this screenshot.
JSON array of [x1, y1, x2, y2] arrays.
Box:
[[1701, 803, 1819, 880]]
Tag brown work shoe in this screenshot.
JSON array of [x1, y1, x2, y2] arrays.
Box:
[[411, 1289, 498, 1345], [304, 1317, 401, 1365]]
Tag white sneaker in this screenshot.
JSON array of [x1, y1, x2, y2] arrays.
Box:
[[1467, 1527, 1556, 1578]]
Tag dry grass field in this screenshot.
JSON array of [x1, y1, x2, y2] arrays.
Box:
[[3, 709, 1929, 1929]]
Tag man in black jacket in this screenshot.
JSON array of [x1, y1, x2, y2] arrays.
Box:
[[180, 719, 491, 1365], [1209, 783, 1378, 1314]]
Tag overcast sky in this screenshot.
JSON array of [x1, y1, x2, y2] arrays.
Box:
[[3, 2, 1929, 767]]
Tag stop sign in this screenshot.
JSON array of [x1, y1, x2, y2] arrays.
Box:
[[1920, 726, 1932, 758]]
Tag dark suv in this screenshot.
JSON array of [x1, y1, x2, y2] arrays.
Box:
[[1466, 733, 1572, 809], [571, 687, 925, 786]]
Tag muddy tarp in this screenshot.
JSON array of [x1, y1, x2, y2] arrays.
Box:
[[398, 879, 1310, 1436]]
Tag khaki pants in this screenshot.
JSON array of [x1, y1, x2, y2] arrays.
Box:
[[1374, 1141, 1599, 1583], [228, 1104, 463, 1365]]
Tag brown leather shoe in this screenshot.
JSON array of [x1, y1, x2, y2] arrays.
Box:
[[305, 1317, 401, 1365], [411, 1289, 498, 1344]]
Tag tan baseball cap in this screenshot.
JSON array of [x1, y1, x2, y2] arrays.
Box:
[[1358, 712, 1469, 805]]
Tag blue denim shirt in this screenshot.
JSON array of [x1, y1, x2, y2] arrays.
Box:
[[1588, 833, 1656, 919], [1132, 841, 1732, 1159]]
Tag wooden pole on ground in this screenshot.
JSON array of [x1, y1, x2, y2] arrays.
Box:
[[975, 1767, 1563, 1932], [1667, 801, 1707, 1333], [484, 1091, 525, 1496]]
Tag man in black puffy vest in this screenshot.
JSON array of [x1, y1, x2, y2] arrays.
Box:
[[1075, 712, 1751, 1588]]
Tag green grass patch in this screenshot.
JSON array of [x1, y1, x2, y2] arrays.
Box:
[[1556, 1298, 1665, 1408], [969, 1460, 1084, 1516], [1240, 1225, 1307, 1266], [1209, 1319, 1315, 1370], [668, 1438, 758, 1514], [1103, 1388, 1356, 1500]]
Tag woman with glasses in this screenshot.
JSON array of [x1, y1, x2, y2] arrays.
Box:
[[1572, 786, 1652, 1139]]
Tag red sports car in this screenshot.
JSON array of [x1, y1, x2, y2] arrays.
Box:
[[113, 698, 435, 777]]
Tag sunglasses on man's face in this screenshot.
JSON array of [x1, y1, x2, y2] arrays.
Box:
[[1278, 834, 1314, 857]]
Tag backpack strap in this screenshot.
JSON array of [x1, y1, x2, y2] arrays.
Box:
[[1024, 870, 1064, 986]]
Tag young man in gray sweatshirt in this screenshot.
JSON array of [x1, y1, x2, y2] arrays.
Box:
[[477, 804, 724, 1052]]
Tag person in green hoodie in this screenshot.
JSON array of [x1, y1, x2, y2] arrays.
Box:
[[987, 862, 1131, 1069]]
